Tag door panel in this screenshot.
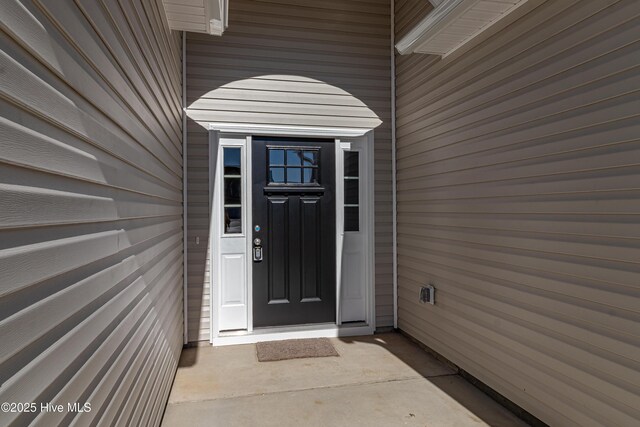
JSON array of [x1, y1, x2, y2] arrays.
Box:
[[301, 197, 321, 301], [267, 197, 289, 303], [253, 137, 336, 328]]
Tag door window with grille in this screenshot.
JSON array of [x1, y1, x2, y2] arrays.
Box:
[[268, 147, 320, 185]]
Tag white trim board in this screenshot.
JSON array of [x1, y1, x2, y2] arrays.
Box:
[[182, 31, 188, 344], [390, 0, 398, 329], [208, 122, 371, 138]]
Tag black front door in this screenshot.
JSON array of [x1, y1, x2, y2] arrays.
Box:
[[252, 137, 336, 328]]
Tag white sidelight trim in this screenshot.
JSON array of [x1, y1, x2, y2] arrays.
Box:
[[211, 135, 250, 334], [245, 137, 254, 332], [365, 133, 377, 330], [208, 123, 371, 138], [390, 0, 398, 330], [182, 32, 188, 344], [336, 133, 376, 327], [209, 131, 216, 343], [335, 141, 344, 326]]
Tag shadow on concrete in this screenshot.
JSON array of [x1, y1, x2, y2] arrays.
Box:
[[340, 332, 543, 427]]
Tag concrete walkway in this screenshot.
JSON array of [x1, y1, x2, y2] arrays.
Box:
[[162, 332, 527, 427]]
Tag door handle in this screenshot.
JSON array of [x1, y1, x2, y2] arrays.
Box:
[[253, 238, 263, 262]]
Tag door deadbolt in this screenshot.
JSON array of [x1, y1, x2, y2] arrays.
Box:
[[253, 238, 263, 262]]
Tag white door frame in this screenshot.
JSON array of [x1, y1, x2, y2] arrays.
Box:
[[208, 123, 375, 346]]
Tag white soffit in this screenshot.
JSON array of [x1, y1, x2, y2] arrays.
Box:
[[396, 0, 529, 56], [162, 0, 228, 36]]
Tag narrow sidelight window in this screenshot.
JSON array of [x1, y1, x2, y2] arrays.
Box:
[[344, 151, 359, 232], [223, 147, 242, 234]]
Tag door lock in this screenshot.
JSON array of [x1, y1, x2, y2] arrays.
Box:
[[253, 238, 263, 262]]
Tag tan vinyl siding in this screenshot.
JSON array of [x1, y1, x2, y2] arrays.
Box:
[[394, 0, 640, 426], [394, 0, 432, 40], [0, 0, 183, 425], [186, 0, 393, 341]]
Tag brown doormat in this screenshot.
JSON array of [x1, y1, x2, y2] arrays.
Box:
[[256, 338, 339, 362]]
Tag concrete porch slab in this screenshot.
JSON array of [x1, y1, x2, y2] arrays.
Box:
[[162, 332, 527, 426]]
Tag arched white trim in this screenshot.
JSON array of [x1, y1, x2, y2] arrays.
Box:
[[207, 122, 371, 138]]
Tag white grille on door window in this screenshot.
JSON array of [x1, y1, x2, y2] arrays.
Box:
[[268, 147, 319, 184]]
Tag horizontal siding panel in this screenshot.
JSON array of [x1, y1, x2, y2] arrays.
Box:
[[188, 40, 390, 64], [1, 255, 179, 420], [394, 0, 431, 40], [188, 80, 389, 101], [0, 7, 182, 171], [78, 0, 182, 132], [0, 117, 181, 200], [121, 0, 181, 97], [396, 118, 639, 173], [0, 48, 181, 188], [41, 0, 182, 149], [191, 32, 389, 55], [399, 212, 640, 236], [398, 262, 640, 360], [0, 0, 183, 426], [398, 35, 639, 130], [188, 63, 389, 86], [189, 99, 382, 119], [0, 234, 181, 367], [165, 12, 206, 24], [245, 0, 390, 14], [232, 2, 389, 27], [189, 88, 390, 108], [397, 234, 640, 305], [163, 4, 205, 16], [0, 183, 180, 228], [186, 0, 393, 338], [188, 74, 388, 96], [397, 304, 638, 426], [398, 224, 640, 265], [396, 0, 604, 100], [0, 222, 181, 300], [395, 0, 640, 426]]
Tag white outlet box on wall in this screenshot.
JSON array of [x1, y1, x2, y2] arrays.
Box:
[[420, 285, 435, 305]]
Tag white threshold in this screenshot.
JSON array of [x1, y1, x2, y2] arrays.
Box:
[[212, 323, 375, 346]]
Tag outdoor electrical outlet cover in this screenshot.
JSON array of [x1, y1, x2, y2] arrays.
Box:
[[420, 285, 435, 305]]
